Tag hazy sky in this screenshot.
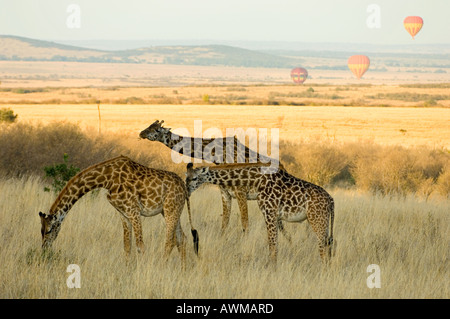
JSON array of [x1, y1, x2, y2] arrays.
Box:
[[0, 0, 448, 45]]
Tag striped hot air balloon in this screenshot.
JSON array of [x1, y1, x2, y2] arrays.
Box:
[[404, 16, 423, 39], [290, 67, 308, 84], [347, 55, 370, 80]]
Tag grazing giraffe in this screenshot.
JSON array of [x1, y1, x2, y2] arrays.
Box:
[[139, 120, 288, 238], [39, 155, 199, 267], [185, 162, 335, 264]]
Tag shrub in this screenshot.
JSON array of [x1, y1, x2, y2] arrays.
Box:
[[124, 96, 146, 104], [423, 99, 437, 107], [435, 164, 450, 198], [280, 140, 449, 198], [299, 144, 348, 187], [1, 122, 448, 198], [350, 145, 436, 196], [280, 141, 349, 187], [43, 153, 80, 193], [0, 121, 163, 178], [0, 107, 18, 123]]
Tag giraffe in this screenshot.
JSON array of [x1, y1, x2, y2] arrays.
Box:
[[185, 162, 335, 264], [39, 155, 199, 267], [139, 120, 289, 239]]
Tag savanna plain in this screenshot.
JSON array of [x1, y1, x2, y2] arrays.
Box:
[[0, 81, 449, 299]]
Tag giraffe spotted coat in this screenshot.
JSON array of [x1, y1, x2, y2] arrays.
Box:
[[186, 163, 335, 264], [39, 155, 198, 267], [139, 120, 285, 236]]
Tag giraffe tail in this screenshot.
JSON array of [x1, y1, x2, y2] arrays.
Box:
[[186, 194, 199, 256], [327, 199, 335, 257]]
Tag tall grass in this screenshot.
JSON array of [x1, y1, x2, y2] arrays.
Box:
[[1, 121, 449, 198], [3, 84, 449, 107], [0, 178, 448, 298], [280, 141, 450, 198], [0, 121, 178, 179], [0, 122, 448, 298]]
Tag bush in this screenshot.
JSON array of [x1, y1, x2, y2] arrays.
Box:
[[0, 121, 448, 198], [280, 141, 349, 187], [280, 140, 449, 198], [0, 108, 18, 123], [43, 153, 80, 193], [436, 164, 450, 198], [299, 145, 348, 187], [350, 145, 449, 197], [0, 121, 164, 178], [202, 94, 210, 103]]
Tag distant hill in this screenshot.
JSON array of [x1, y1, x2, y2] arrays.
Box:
[[0, 35, 106, 60], [2, 35, 448, 71], [0, 35, 301, 68]]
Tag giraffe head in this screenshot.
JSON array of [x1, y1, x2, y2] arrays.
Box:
[[38, 211, 63, 249], [185, 163, 210, 196], [139, 120, 171, 142]]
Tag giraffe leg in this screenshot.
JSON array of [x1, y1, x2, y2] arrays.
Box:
[[163, 215, 177, 262], [128, 211, 145, 254], [307, 209, 331, 262], [219, 186, 232, 234], [174, 219, 187, 269], [233, 187, 249, 233], [161, 195, 188, 268], [277, 219, 292, 243], [107, 193, 136, 257], [262, 208, 279, 265], [120, 215, 132, 257]]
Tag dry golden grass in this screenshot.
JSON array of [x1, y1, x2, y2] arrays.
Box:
[[8, 103, 450, 149], [0, 177, 448, 298], [1, 61, 450, 87], [1, 81, 449, 299], [2, 83, 450, 107], [1, 121, 448, 198]]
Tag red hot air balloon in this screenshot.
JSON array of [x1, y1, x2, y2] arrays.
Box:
[[347, 55, 370, 80], [290, 67, 308, 84], [404, 16, 423, 40]]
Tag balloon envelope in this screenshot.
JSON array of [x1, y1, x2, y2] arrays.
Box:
[[290, 67, 308, 84], [347, 55, 370, 80], [404, 16, 423, 39]]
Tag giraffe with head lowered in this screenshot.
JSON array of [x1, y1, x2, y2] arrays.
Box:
[[39, 155, 199, 267], [185, 162, 335, 264], [139, 120, 288, 238]]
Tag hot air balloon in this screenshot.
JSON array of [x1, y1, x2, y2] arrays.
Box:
[[290, 67, 308, 84], [347, 55, 370, 80], [404, 16, 423, 39]]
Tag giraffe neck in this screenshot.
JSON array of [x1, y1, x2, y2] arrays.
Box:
[[162, 129, 276, 165], [161, 130, 212, 160], [48, 158, 117, 221], [160, 129, 182, 149], [205, 166, 263, 188]]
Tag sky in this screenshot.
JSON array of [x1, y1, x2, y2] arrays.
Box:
[[0, 0, 448, 47]]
